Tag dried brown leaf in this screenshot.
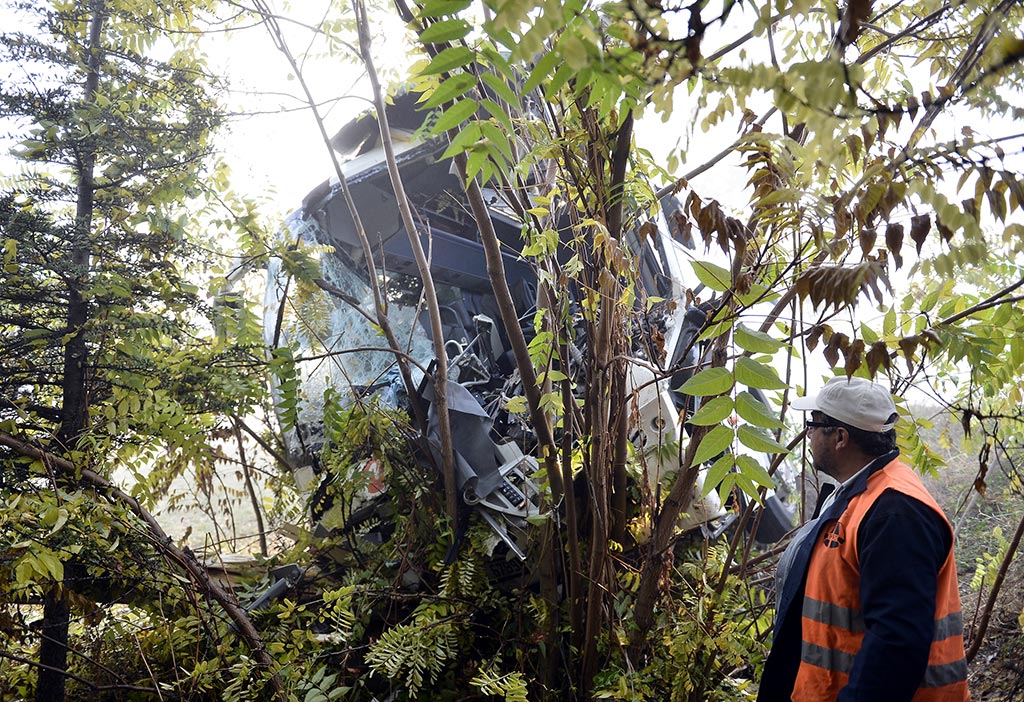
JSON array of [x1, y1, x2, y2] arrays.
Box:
[[898, 335, 919, 372], [845, 338, 865, 377], [686, 191, 702, 220], [885, 222, 904, 268], [866, 340, 891, 376], [796, 260, 891, 311], [876, 112, 889, 142], [961, 409, 973, 439], [986, 186, 1007, 222], [910, 214, 930, 253], [1003, 171, 1024, 212], [835, 207, 852, 240], [974, 476, 987, 496], [975, 441, 989, 494], [962, 197, 979, 221], [806, 324, 825, 351], [862, 122, 875, 152], [846, 134, 862, 163], [840, 0, 873, 45], [859, 226, 877, 257], [824, 332, 849, 367]]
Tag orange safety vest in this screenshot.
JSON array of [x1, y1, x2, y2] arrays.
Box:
[[793, 458, 969, 702]]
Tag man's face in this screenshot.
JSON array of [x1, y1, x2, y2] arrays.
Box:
[[808, 411, 840, 480]]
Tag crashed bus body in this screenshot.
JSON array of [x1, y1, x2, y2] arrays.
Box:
[[263, 93, 794, 576]]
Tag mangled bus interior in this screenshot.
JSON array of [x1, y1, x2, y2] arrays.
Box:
[[262, 91, 796, 590]]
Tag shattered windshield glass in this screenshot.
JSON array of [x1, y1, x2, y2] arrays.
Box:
[[264, 218, 435, 450]]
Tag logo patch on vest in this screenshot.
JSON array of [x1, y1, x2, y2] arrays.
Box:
[[822, 521, 845, 549]]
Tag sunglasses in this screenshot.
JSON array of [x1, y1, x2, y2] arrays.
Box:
[[804, 420, 836, 430]]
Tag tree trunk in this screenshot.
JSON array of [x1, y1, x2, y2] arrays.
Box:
[[39, 3, 106, 700], [36, 590, 70, 702]]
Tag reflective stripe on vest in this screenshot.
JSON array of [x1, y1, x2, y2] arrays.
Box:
[[792, 459, 970, 702], [800, 637, 968, 688], [802, 597, 965, 641]]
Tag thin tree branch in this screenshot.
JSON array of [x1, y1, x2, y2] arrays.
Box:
[[0, 651, 164, 695], [934, 278, 1024, 329], [353, 0, 459, 522], [966, 497, 1024, 662], [250, 0, 429, 436]]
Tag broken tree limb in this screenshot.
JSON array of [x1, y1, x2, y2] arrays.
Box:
[[0, 430, 287, 701]]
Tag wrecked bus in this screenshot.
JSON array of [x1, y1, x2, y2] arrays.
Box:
[[262, 92, 795, 585]]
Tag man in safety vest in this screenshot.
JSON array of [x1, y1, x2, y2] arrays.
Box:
[[758, 377, 969, 702]]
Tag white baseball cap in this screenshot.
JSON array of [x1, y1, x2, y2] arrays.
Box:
[[791, 377, 899, 433]]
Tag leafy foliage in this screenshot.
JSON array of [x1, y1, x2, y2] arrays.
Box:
[[3, 0, 1024, 699], [1, 1, 279, 699]]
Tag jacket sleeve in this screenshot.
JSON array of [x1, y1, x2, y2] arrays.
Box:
[[837, 489, 953, 702]]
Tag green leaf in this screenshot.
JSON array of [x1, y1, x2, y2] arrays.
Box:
[[735, 391, 784, 429], [690, 260, 731, 292], [733, 472, 760, 501], [419, 0, 472, 17], [736, 454, 775, 489], [480, 72, 519, 106], [46, 507, 69, 536], [701, 454, 735, 496], [431, 99, 478, 133], [478, 44, 514, 79], [688, 396, 735, 425], [15, 559, 34, 586], [692, 425, 735, 465], [419, 18, 471, 43], [735, 323, 783, 354], [737, 425, 788, 453], [441, 121, 482, 160], [478, 120, 514, 162], [36, 549, 64, 581], [420, 46, 475, 76], [883, 307, 896, 337], [735, 356, 787, 390], [559, 33, 589, 69], [480, 98, 514, 133], [719, 474, 737, 498], [698, 316, 734, 342], [505, 396, 528, 413], [421, 73, 476, 109], [678, 367, 734, 396], [523, 51, 560, 94], [860, 322, 878, 343], [545, 63, 574, 99], [738, 279, 775, 307]]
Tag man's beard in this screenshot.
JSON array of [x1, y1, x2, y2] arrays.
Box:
[[813, 454, 839, 481]]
